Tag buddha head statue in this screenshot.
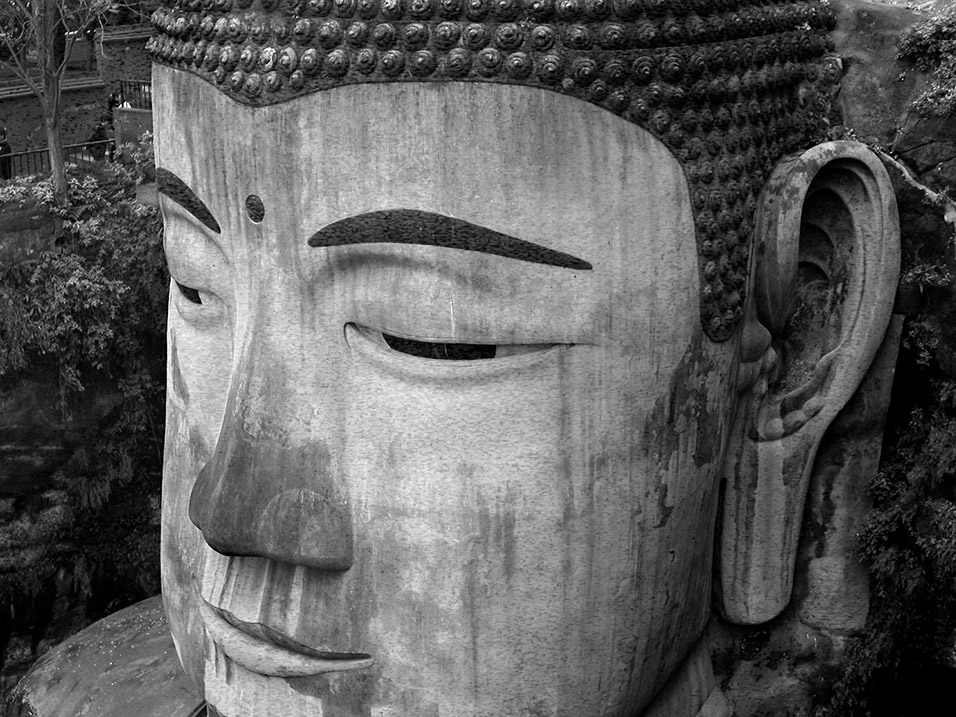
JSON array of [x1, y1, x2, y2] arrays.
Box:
[[149, 0, 900, 714]]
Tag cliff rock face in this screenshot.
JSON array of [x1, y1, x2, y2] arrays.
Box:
[[895, 113, 956, 193], [830, 0, 931, 147], [831, 0, 956, 201]]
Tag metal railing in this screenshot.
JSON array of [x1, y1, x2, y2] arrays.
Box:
[[3, 139, 117, 179], [117, 79, 153, 110]]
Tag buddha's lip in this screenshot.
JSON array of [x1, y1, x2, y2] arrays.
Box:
[[198, 599, 373, 677]]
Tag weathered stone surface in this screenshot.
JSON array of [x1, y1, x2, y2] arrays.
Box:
[[797, 315, 904, 634], [830, 0, 930, 146], [928, 156, 956, 190], [154, 70, 899, 715], [711, 616, 840, 717], [7, 597, 202, 717], [894, 114, 956, 156], [902, 142, 956, 176], [717, 142, 900, 627], [894, 112, 956, 191], [160, 75, 740, 716]]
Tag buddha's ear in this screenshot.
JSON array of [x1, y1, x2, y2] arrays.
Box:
[[718, 141, 900, 624]]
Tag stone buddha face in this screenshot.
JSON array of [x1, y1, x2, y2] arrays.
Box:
[[155, 58, 898, 717]]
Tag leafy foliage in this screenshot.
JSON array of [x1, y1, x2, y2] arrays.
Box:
[[899, 8, 956, 116], [823, 394, 956, 716], [0, 136, 167, 684], [0, 159, 167, 399]]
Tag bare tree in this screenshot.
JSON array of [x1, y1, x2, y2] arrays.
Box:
[[0, 0, 113, 202]]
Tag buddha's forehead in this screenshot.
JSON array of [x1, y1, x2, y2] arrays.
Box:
[[155, 71, 687, 203], [155, 73, 699, 305]]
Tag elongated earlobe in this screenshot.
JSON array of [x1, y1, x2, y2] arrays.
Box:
[[719, 141, 900, 624]]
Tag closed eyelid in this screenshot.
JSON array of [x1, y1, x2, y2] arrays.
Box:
[[157, 168, 222, 234]]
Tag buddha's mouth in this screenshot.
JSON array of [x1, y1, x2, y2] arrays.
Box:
[[198, 599, 373, 677]]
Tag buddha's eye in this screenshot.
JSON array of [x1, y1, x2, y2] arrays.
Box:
[[175, 280, 203, 304], [171, 278, 227, 329], [382, 332, 496, 360], [374, 328, 547, 360], [346, 324, 560, 370]]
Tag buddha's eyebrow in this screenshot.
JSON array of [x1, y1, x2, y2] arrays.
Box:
[[308, 210, 591, 270], [156, 168, 222, 234]]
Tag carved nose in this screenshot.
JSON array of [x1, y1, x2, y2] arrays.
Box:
[[188, 345, 353, 570]]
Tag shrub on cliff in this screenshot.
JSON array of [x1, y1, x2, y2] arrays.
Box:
[[899, 7, 956, 117], [0, 139, 167, 678]]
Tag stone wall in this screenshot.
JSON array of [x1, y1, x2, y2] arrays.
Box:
[[96, 25, 153, 95], [0, 81, 108, 153]]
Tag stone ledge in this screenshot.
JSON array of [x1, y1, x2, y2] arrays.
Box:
[[7, 596, 202, 717]]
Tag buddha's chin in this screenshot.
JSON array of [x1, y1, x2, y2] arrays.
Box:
[[198, 599, 373, 677]]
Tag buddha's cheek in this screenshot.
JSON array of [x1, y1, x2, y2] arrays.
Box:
[[330, 331, 737, 712]]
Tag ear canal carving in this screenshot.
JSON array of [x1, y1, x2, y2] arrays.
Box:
[[719, 141, 900, 625]]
